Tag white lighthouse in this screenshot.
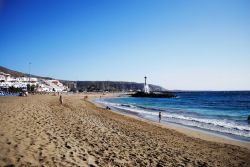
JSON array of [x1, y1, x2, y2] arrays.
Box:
[[144, 76, 150, 93]]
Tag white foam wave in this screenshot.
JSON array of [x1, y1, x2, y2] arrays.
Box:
[[95, 100, 250, 138]]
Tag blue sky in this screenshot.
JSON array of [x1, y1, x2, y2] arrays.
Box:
[[0, 0, 249, 90]]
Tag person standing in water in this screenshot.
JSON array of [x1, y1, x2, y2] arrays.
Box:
[[159, 112, 162, 123]]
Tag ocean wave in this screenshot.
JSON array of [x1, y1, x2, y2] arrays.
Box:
[[95, 99, 250, 138], [133, 105, 166, 112]]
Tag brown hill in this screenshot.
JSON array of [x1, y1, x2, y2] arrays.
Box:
[[0, 66, 52, 79], [0, 66, 27, 77]]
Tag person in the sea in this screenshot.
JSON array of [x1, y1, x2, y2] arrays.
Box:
[[159, 112, 162, 123], [248, 115, 250, 124], [59, 95, 63, 105]]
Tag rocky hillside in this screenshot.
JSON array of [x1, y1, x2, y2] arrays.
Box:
[[0, 66, 28, 77], [62, 81, 166, 92], [0, 66, 52, 79]]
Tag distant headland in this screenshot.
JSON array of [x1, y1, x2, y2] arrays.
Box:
[[0, 66, 167, 93]]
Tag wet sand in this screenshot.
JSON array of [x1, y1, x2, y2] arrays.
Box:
[[0, 94, 250, 167]]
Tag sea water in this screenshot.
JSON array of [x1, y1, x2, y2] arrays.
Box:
[[96, 91, 250, 142]]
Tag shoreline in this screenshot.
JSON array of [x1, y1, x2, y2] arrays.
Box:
[[90, 94, 250, 149]]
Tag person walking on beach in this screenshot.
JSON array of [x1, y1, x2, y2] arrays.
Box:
[[59, 94, 63, 105], [159, 112, 162, 123]]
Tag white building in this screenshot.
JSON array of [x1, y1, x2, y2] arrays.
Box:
[[36, 79, 68, 92], [15, 77, 38, 82], [44, 80, 67, 92], [0, 75, 5, 82], [0, 72, 68, 92], [0, 72, 10, 82]]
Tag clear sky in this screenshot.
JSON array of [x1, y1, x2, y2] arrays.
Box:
[[0, 0, 250, 90]]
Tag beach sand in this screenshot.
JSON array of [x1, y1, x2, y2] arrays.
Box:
[[0, 94, 250, 167]]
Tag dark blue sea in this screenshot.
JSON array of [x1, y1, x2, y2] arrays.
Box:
[[96, 91, 250, 142]]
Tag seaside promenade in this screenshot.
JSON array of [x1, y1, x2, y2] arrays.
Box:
[[0, 94, 249, 167]]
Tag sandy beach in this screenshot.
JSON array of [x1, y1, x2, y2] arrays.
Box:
[[0, 94, 250, 167]]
